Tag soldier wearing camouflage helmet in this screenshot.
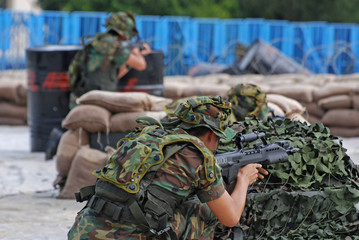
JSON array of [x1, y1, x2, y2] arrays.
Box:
[[67, 96, 268, 239], [68, 11, 151, 108], [227, 83, 270, 121]]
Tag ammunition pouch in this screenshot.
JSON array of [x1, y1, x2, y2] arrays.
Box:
[[76, 179, 181, 239]]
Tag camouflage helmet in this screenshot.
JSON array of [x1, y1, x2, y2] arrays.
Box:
[[171, 96, 233, 139], [104, 11, 138, 38], [227, 83, 269, 120]]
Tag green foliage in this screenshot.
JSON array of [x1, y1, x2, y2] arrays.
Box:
[[219, 118, 359, 239], [243, 188, 359, 239], [237, 118, 359, 191]]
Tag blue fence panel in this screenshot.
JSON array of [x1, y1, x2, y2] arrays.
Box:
[[0, 9, 11, 70], [292, 22, 330, 73], [157, 16, 193, 75], [330, 23, 356, 74], [196, 18, 217, 62], [222, 19, 243, 65], [266, 20, 294, 58], [136, 15, 162, 46], [69, 11, 108, 45], [5, 10, 31, 69], [29, 11, 45, 46], [2, 9, 359, 74], [241, 18, 271, 45], [318, 23, 335, 73], [350, 24, 359, 73]]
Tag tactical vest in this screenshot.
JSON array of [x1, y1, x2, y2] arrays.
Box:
[[76, 125, 216, 239], [68, 34, 122, 98]]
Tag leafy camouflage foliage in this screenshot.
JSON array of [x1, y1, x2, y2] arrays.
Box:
[[215, 118, 359, 239]]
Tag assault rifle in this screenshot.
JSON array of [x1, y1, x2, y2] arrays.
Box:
[[215, 132, 298, 184], [122, 40, 147, 51]]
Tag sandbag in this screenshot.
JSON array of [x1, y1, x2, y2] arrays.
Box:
[[317, 94, 352, 110], [164, 82, 187, 100], [267, 102, 285, 117], [312, 82, 359, 101], [285, 112, 309, 124], [0, 116, 26, 125], [351, 95, 359, 110], [322, 109, 359, 128], [329, 126, 359, 138], [301, 102, 325, 119], [267, 94, 306, 116], [163, 75, 193, 85], [0, 81, 23, 103], [266, 84, 317, 103], [55, 129, 89, 177], [16, 83, 27, 106], [164, 82, 230, 100], [306, 115, 322, 124], [0, 101, 27, 119], [191, 73, 231, 85], [148, 95, 172, 111], [224, 76, 268, 91], [57, 146, 109, 199], [181, 84, 230, 99], [62, 105, 111, 133], [76, 90, 172, 113], [110, 111, 167, 132]]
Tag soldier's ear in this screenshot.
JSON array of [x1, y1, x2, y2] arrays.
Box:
[[197, 130, 219, 151]]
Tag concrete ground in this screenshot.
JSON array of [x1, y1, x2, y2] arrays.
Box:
[[0, 126, 85, 240], [0, 125, 358, 240]]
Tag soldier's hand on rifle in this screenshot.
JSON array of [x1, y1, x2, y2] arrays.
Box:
[[139, 42, 152, 56], [118, 45, 150, 78], [237, 163, 268, 186], [207, 163, 269, 227]]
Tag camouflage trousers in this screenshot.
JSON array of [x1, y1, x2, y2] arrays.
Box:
[[68, 199, 217, 240]]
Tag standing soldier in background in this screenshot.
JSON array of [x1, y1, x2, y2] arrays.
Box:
[[68, 11, 151, 108]]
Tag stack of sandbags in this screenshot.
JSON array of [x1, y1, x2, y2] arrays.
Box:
[[0, 81, 27, 125], [164, 74, 308, 124], [266, 94, 308, 124], [314, 82, 359, 137], [164, 74, 232, 101], [263, 74, 334, 124], [54, 90, 172, 199], [74, 90, 170, 134]]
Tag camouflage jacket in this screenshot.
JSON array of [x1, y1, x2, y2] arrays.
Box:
[[95, 125, 224, 200], [68, 32, 131, 98], [68, 126, 226, 239]]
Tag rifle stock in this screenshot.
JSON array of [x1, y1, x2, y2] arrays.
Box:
[[122, 40, 146, 51], [215, 132, 298, 184]]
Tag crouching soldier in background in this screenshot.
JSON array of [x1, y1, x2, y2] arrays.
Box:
[[227, 83, 270, 122]]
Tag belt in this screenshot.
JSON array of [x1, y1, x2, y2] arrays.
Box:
[[86, 195, 177, 240], [86, 195, 133, 222]]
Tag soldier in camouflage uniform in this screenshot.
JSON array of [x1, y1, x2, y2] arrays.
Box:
[[67, 96, 268, 240], [68, 11, 151, 108], [227, 83, 270, 121]]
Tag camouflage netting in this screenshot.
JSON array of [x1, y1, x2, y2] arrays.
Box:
[[215, 118, 359, 239]]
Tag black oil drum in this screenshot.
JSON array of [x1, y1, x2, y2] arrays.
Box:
[[26, 45, 82, 152], [118, 50, 164, 96]]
